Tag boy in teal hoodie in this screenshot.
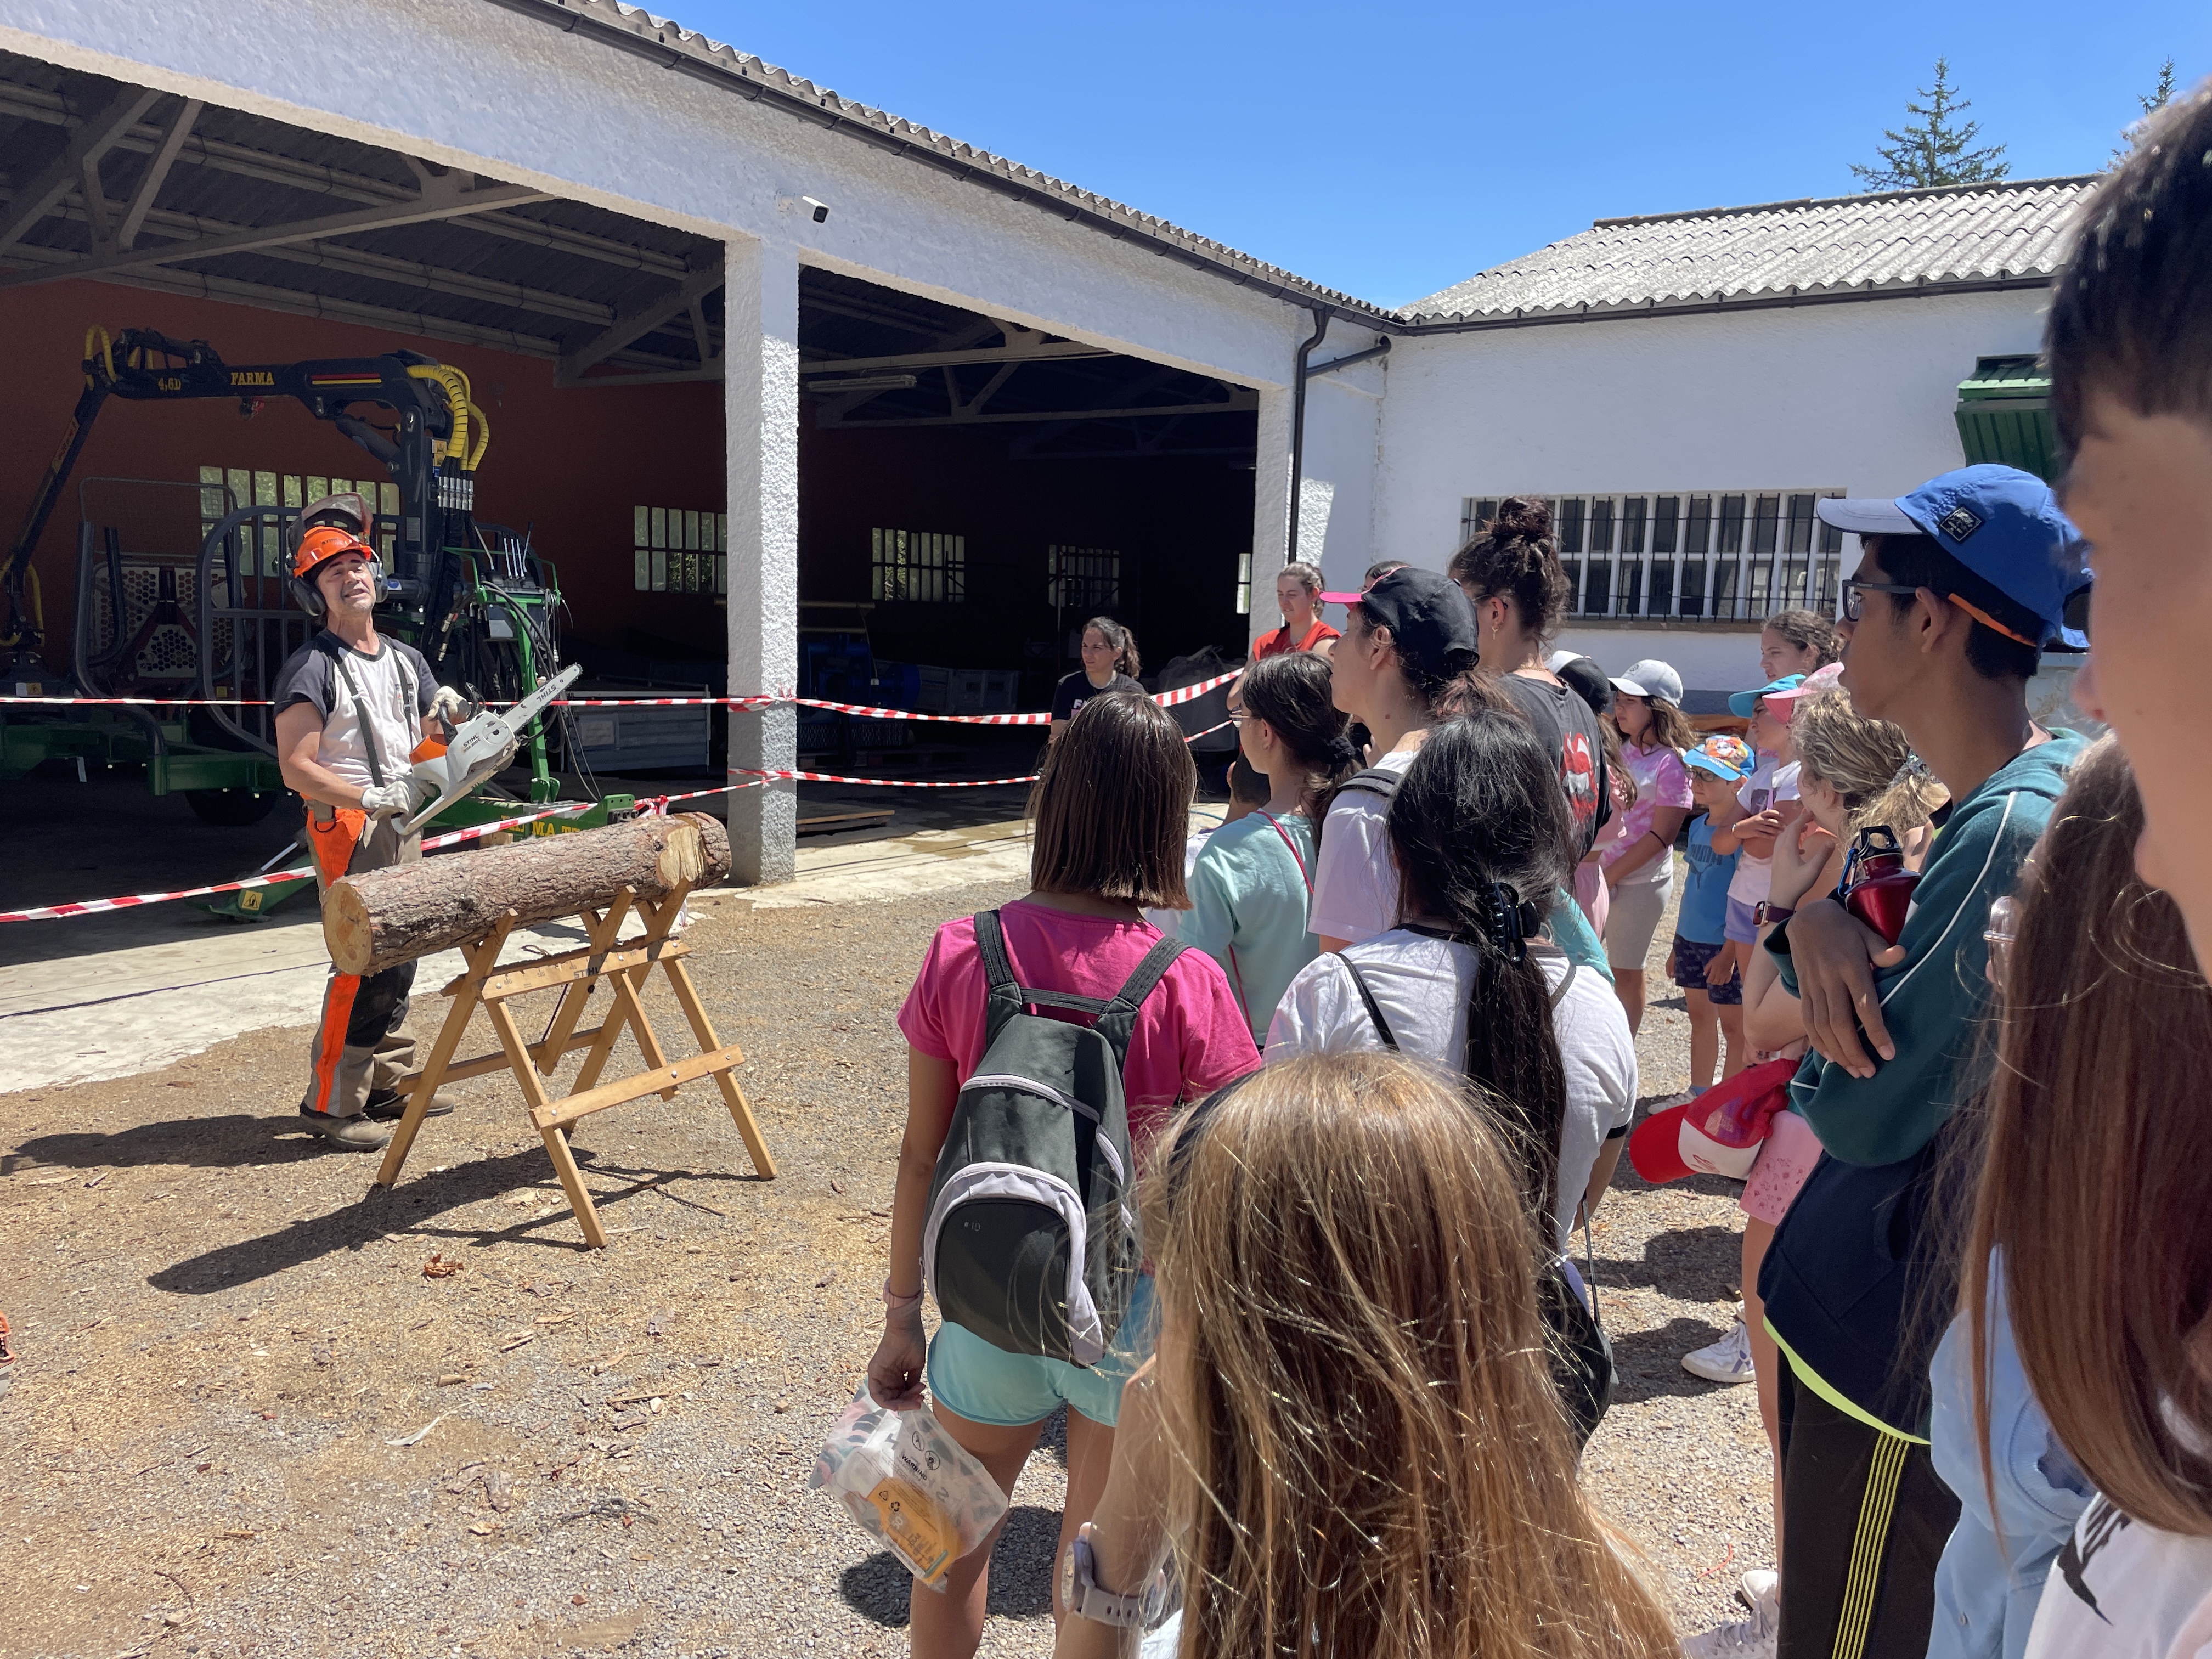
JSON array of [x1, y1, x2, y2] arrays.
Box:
[[1747, 467, 2089, 1659]]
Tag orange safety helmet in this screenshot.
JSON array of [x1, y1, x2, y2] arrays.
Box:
[[289, 520, 385, 620]]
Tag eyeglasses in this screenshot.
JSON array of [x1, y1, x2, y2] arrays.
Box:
[[1225, 703, 1249, 724], [1839, 579, 1923, 622]]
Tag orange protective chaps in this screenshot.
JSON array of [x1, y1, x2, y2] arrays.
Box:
[[300, 804, 422, 1117]]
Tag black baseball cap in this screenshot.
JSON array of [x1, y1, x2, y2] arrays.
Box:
[[1357, 567, 1479, 680]]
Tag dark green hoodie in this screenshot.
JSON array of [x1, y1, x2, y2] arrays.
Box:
[[1758, 729, 2086, 1437]]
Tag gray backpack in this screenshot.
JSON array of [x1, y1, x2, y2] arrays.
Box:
[[922, 910, 1182, 1365]]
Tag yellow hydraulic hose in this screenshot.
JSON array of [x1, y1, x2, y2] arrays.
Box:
[[405, 364, 479, 469], [464, 401, 490, 472], [84, 325, 114, 388]]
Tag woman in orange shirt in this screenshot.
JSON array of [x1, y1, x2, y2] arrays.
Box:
[[1252, 562, 1340, 660]]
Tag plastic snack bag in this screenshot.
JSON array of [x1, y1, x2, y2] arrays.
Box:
[[809, 1386, 1009, 1592]]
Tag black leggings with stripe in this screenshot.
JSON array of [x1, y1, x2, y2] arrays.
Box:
[[1776, 1359, 1962, 1659]]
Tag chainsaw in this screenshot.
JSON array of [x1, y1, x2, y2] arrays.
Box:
[[399, 662, 583, 835]]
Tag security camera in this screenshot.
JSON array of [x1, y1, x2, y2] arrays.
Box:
[[802, 196, 829, 223]]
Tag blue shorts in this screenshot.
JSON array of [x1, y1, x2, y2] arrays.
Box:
[[1671, 932, 1742, 1007], [927, 1273, 1156, 1429], [1724, 895, 1760, 945]]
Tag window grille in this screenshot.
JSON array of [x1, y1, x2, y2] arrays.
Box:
[[634, 505, 729, 594], [200, 467, 400, 574], [1457, 490, 1846, 621], [1235, 552, 1252, 616], [1047, 544, 1121, 612], [870, 528, 964, 603]]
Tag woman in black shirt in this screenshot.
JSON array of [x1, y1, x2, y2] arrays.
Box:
[[1049, 616, 1143, 743]]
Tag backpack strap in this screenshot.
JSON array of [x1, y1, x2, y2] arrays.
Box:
[[1338, 955, 1398, 1052], [971, 910, 1031, 1039], [1090, 934, 1188, 1069], [1548, 955, 1578, 1011], [1335, 765, 1402, 802], [974, 909, 1124, 1040]]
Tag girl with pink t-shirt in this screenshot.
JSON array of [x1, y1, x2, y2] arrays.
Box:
[[1600, 661, 1697, 1035], [867, 692, 1258, 1657]]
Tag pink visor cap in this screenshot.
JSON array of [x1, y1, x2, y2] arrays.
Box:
[[1760, 662, 1846, 707], [1628, 1058, 1801, 1183]]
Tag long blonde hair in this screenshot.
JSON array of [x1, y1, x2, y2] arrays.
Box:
[[1147, 1054, 1678, 1659], [1787, 689, 1946, 833]]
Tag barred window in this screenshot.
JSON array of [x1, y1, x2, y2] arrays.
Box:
[[871, 527, 964, 603], [199, 467, 400, 574], [1047, 544, 1120, 612], [1457, 490, 1846, 621], [633, 505, 728, 595]]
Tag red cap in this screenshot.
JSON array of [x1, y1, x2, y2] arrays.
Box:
[[1318, 591, 1364, 606], [1627, 1058, 1800, 1184]]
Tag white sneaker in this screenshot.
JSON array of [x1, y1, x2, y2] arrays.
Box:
[[1681, 1318, 1756, 1385], [1684, 1572, 1779, 1658]]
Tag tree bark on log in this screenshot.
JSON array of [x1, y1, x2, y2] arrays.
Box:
[[323, 812, 730, 975]]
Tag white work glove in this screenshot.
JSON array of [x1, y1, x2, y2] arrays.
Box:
[[430, 685, 467, 723], [359, 781, 415, 819]]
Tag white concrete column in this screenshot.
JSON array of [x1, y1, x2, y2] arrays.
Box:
[[724, 235, 802, 884], [1248, 383, 1293, 653]]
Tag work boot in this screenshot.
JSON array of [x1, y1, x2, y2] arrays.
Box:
[[362, 1086, 460, 1122], [297, 1107, 392, 1150]]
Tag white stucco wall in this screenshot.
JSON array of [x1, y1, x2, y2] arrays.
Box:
[[1374, 291, 2050, 697]]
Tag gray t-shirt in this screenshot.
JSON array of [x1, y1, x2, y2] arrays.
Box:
[[275, 632, 435, 791], [1266, 932, 1638, 1249]]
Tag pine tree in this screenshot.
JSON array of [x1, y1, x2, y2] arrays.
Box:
[[2112, 58, 2179, 164], [1850, 59, 2012, 191]]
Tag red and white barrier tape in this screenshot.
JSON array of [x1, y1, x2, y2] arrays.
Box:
[[0, 696, 1246, 921], [0, 787, 781, 923], [0, 672, 1240, 719]]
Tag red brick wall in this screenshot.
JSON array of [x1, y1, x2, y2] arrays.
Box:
[[0, 280, 725, 665]]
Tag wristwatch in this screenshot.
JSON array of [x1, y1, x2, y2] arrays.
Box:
[[1753, 900, 1796, 928], [1058, 1522, 1169, 1628]]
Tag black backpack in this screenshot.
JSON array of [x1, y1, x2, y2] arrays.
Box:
[[1338, 951, 1617, 1447], [923, 911, 1183, 1365]]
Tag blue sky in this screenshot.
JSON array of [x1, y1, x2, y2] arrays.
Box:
[[670, 1, 2207, 311]]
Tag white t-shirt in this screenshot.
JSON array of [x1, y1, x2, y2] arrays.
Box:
[[1725, 757, 1802, 906], [1307, 748, 1416, 945], [275, 633, 434, 792], [2023, 1494, 2212, 1658], [1266, 931, 1638, 1249]]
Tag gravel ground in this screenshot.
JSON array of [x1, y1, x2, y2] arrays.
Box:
[[1, 854, 1766, 1658]]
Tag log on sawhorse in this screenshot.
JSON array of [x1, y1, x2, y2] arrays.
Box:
[[370, 879, 776, 1245]]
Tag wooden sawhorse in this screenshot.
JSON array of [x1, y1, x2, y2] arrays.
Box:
[[371, 880, 776, 1245]]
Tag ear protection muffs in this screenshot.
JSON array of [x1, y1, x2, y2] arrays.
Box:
[[289, 524, 386, 620]]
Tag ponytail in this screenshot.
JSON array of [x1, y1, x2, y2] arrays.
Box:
[[1083, 616, 1141, 679], [1386, 712, 1575, 1227], [1241, 651, 1358, 814]]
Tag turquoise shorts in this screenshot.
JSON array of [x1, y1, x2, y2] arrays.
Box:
[[927, 1273, 1157, 1429]]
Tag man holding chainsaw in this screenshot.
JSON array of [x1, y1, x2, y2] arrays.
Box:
[[273, 494, 464, 1150]]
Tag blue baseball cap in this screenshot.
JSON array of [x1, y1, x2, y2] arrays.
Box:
[[1729, 673, 1803, 718], [1816, 465, 2090, 650]]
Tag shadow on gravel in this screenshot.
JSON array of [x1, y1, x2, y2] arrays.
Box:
[[142, 1146, 770, 1295], [1609, 1318, 1751, 1403], [6, 1111, 342, 1176], [838, 1504, 1060, 1626], [1590, 1223, 1743, 1296]]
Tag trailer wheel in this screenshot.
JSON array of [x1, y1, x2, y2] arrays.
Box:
[[187, 788, 280, 826]]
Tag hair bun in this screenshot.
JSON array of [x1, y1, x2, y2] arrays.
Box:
[[1488, 496, 1553, 544]]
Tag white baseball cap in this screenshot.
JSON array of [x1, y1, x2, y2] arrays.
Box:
[[1610, 659, 1684, 706]]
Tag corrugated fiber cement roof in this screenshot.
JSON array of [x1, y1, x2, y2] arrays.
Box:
[[1406, 176, 2099, 324]]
